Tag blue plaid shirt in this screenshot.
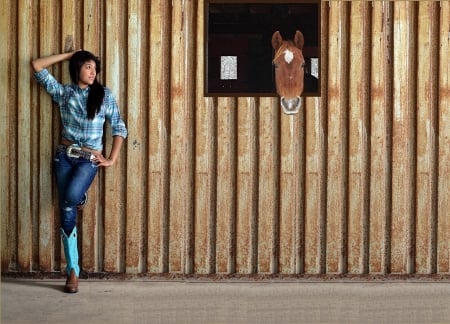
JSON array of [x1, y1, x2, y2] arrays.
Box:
[[34, 69, 128, 151]]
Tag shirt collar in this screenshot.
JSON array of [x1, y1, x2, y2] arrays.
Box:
[[73, 84, 90, 95]]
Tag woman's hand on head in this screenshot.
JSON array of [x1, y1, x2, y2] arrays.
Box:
[[68, 49, 83, 58]]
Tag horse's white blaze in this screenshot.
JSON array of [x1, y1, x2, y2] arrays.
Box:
[[284, 49, 294, 64]]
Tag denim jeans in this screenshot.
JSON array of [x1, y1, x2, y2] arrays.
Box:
[[53, 149, 98, 235]]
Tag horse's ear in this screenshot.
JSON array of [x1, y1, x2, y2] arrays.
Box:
[[272, 31, 283, 50], [294, 30, 304, 50]]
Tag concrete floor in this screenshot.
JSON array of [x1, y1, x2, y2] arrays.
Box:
[[2, 278, 450, 324]]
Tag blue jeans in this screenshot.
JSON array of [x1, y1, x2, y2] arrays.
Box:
[[54, 149, 98, 235]]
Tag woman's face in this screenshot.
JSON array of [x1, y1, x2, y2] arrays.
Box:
[[78, 60, 97, 88]]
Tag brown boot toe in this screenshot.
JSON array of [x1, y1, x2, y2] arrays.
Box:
[[64, 269, 78, 293]]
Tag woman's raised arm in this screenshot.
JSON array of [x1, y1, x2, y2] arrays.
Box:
[[31, 50, 79, 72]]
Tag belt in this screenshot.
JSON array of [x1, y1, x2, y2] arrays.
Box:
[[57, 144, 95, 161]]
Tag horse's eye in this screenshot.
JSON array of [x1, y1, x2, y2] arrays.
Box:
[[273, 63, 278, 69], [301, 62, 306, 69]]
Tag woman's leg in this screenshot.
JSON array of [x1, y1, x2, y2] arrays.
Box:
[[53, 151, 98, 293], [54, 151, 98, 235]]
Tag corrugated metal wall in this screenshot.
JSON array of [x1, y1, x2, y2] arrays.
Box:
[[1, 1, 449, 277]]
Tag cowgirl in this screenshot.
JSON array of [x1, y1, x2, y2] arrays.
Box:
[[32, 50, 128, 293]]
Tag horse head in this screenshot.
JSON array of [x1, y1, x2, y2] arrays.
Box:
[[272, 30, 305, 115]]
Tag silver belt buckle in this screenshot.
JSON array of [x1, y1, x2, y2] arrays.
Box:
[[66, 144, 82, 158]]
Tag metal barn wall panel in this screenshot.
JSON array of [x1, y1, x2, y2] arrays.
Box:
[[1, 1, 450, 277]]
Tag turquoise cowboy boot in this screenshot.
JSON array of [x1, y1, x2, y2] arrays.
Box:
[[61, 227, 80, 293]]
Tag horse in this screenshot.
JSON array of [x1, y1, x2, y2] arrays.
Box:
[[272, 30, 305, 115]]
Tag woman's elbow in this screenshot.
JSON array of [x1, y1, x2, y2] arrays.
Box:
[[31, 60, 42, 72]]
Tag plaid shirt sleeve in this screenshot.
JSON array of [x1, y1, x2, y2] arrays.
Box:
[[103, 88, 128, 139], [34, 69, 66, 106]]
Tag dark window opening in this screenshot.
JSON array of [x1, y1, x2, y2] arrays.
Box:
[[205, 1, 320, 96]]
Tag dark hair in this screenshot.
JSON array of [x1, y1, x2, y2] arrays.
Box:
[[69, 50, 105, 119]]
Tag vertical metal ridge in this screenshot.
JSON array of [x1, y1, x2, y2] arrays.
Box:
[[194, 0, 216, 275], [273, 100, 280, 275], [296, 99, 307, 274], [319, 0, 329, 275], [147, 0, 172, 273], [383, 0, 394, 274], [325, 0, 350, 274], [437, 1, 450, 274], [17, 0, 34, 272], [361, 1, 372, 275], [161, 0, 172, 275], [0, 0, 12, 271], [168, 0, 196, 274], [407, 2, 418, 275], [102, 0, 127, 273], [251, 97, 260, 274], [169, 0, 182, 272], [31, 0, 40, 272], [125, 0, 149, 274], [215, 97, 237, 274], [183, 0, 196, 275], [37, 0, 56, 272], [209, 97, 218, 274], [428, 1, 440, 274], [390, 1, 417, 274], [340, 1, 350, 275], [230, 97, 238, 274], [257, 97, 278, 274], [274, 98, 280, 275]]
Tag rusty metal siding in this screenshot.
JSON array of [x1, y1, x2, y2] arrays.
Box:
[[1, 0, 450, 277], [438, 1, 450, 274]]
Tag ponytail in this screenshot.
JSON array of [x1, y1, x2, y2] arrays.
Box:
[[86, 80, 105, 119]]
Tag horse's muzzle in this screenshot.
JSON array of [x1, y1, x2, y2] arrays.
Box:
[[280, 96, 302, 115]]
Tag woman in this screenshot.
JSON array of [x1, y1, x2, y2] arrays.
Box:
[[31, 50, 128, 293]]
